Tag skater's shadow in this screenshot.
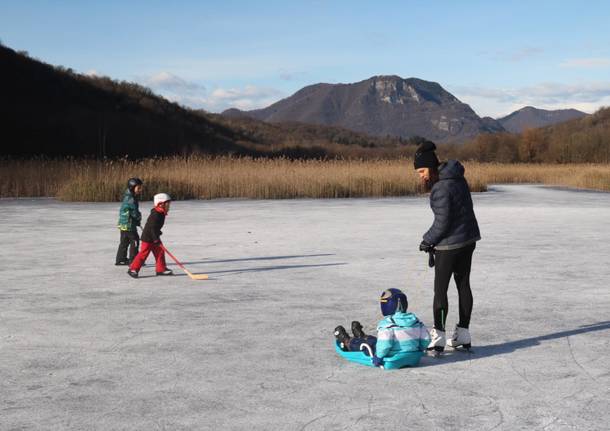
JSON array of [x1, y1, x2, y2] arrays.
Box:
[[418, 321, 610, 367], [137, 262, 347, 278], [167, 253, 335, 267], [204, 262, 347, 276]]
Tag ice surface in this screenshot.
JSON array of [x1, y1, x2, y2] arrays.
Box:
[[1, 185, 609, 430]]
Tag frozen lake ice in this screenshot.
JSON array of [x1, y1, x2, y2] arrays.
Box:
[[1, 184, 609, 430]]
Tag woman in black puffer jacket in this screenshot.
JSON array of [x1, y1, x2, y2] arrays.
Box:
[[414, 141, 481, 354]]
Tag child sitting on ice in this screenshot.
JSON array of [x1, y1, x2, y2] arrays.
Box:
[[334, 288, 430, 367], [127, 193, 173, 278]]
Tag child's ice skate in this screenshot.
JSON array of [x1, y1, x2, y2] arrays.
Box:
[[127, 269, 139, 279], [156, 268, 174, 276], [427, 328, 446, 357], [351, 321, 366, 339], [334, 326, 351, 351], [446, 325, 472, 350]]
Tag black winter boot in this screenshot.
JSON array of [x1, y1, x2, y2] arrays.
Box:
[[334, 325, 351, 351], [351, 321, 366, 339]]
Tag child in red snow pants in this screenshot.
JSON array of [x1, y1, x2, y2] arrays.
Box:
[[127, 194, 172, 279], [130, 241, 167, 273]]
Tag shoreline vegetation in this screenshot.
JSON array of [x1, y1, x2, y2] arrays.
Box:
[[2, 158, 610, 202]]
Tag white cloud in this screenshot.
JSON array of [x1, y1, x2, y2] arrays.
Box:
[[85, 69, 99, 76], [136, 71, 284, 112], [519, 82, 610, 104], [145, 71, 205, 94], [451, 82, 610, 117], [560, 58, 610, 68], [207, 85, 285, 111]]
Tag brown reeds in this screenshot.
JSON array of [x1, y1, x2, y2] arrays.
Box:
[[1, 158, 609, 202]]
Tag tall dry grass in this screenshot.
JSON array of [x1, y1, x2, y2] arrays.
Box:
[[1, 158, 609, 202], [466, 163, 610, 191]]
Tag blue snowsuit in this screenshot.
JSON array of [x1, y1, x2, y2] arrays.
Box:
[[347, 312, 430, 358], [375, 311, 430, 358]]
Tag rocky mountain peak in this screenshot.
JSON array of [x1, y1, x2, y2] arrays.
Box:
[[222, 75, 504, 143], [368, 76, 423, 105]]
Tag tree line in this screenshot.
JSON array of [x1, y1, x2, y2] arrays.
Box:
[[440, 107, 610, 163]]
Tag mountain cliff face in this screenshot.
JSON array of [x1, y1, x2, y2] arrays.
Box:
[[498, 106, 588, 133], [223, 76, 505, 142]]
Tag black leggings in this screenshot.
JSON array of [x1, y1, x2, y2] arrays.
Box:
[[433, 243, 476, 331]]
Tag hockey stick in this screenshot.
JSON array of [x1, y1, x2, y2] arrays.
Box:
[[160, 244, 209, 280]]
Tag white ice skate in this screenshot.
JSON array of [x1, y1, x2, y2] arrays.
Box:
[[446, 325, 471, 350], [427, 328, 446, 356]]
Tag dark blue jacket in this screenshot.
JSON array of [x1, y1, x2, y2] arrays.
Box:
[[423, 160, 481, 250]]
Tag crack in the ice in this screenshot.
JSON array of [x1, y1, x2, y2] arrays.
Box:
[[507, 357, 534, 388], [459, 388, 504, 431], [447, 352, 472, 386], [566, 335, 596, 382], [504, 356, 575, 428], [485, 408, 505, 431], [540, 415, 560, 430], [298, 412, 332, 431]]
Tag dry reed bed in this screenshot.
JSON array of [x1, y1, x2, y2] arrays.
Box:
[[1, 158, 609, 201]]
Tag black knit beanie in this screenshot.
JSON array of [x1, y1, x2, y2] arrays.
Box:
[[413, 140, 439, 169]]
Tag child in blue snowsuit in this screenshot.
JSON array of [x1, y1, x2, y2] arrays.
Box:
[[334, 288, 430, 367]]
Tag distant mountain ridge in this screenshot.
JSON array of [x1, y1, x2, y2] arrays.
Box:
[[0, 45, 405, 158], [497, 106, 588, 133], [223, 76, 506, 143]]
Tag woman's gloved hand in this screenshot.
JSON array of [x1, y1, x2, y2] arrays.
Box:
[[419, 241, 434, 253]]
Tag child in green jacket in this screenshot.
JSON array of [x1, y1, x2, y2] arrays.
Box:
[[115, 178, 143, 265]]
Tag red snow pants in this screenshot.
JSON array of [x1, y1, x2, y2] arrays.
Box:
[[129, 241, 167, 273]]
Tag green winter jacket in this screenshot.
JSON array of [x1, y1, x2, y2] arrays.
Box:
[[117, 189, 142, 231]]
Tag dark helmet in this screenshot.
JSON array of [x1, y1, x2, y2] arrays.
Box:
[[380, 288, 408, 316], [127, 177, 143, 192]]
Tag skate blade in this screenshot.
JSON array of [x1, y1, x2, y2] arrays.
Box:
[[449, 344, 474, 353], [426, 347, 445, 358]]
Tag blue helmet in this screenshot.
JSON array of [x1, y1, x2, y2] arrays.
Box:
[[380, 288, 408, 316]]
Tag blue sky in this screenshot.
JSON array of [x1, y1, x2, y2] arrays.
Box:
[[2, 0, 610, 117]]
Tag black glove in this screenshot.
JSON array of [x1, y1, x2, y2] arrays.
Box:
[[419, 241, 434, 253], [372, 356, 384, 367]]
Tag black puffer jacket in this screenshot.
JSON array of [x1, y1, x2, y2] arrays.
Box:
[[423, 160, 481, 250], [141, 208, 166, 243]]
